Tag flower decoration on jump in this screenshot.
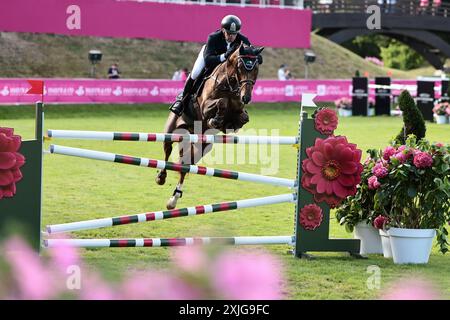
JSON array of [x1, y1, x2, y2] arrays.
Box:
[[313, 108, 338, 136], [0, 128, 25, 200], [299, 204, 323, 231], [301, 136, 363, 208]]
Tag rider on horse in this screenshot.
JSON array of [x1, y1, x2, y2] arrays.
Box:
[[169, 15, 251, 118]]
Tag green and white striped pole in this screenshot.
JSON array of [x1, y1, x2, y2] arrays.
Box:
[[49, 145, 296, 188], [46, 193, 295, 234], [47, 130, 298, 145], [44, 236, 295, 248]]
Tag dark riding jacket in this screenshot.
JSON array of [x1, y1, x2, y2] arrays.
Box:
[[203, 30, 251, 76]]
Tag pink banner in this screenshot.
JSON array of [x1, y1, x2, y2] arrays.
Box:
[[0, 0, 311, 49], [0, 78, 422, 105]]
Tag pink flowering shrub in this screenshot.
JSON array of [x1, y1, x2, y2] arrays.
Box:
[[337, 136, 450, 254], [372, 136, 450, 254]]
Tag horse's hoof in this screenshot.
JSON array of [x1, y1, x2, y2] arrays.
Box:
[[166, 197, 177, 210], [155, 171, 167, 185]]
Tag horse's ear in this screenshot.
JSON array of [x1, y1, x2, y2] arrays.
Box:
[[256, 47, 265, 55]]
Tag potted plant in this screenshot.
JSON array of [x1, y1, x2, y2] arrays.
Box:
[[372, 136, 450, 264], [373, 215, 392, 258], [432, 101, 449, 124], [336, 149, 383, 254], [335, 97, 352, 117]]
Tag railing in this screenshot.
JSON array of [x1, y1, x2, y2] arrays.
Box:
[[118, 0, 306, 9], [306, 0, 450, 17], [122, 0, 450, 16]]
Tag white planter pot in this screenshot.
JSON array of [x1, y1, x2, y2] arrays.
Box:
[[435, 115, 447, 124], [387, 228, 436, 264], [379, 229, 392, 258], [368, 108, 375, 117], [354, 222, 383, 254], [338, 109, 352, 117]]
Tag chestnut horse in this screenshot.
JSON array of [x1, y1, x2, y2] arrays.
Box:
[[156, 43, 264, 209]]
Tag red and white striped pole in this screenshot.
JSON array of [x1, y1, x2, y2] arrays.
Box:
[[44, 236, 295, 248], [49, 145, 296, 188], [46, 193, 295, 234], [47, 129, 299, 145]]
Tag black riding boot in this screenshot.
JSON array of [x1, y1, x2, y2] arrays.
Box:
[[170, 76, 195, 116]]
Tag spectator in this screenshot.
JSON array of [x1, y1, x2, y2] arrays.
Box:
[[432, 0, 441, 15], [172, 69, 181, 81], [278, 64, 287, 80], [285, 68, 294, 80], [172, 68, 189, 81], [107, 63, 120, 79], [420, 0, 430, 14], [180, 68, 189, 81]]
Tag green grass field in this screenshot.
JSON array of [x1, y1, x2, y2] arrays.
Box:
[[1, 103, 449, 299]]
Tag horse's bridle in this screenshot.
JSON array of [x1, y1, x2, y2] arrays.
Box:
[[222, 55, 257, 96]]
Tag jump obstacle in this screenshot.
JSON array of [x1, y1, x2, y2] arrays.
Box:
[[1, 102, 362, 258]]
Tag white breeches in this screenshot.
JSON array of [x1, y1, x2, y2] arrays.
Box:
[[191, 45, 206, 80]]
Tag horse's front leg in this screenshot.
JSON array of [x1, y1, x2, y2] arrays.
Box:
[[156, 113, 179, 185], [207, 98, 228, 130], [166, 140, 192, 210]]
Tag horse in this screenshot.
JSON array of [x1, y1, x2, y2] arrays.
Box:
[[156, 43, 264, 209]]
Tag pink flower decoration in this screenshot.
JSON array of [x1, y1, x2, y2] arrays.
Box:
[[314, 108, 338, 135], [372, 162, 388, 178], [373, 215, 389, 229], [301, 136, 363, 208], [383, 146, 396, 161], [0, 127, 25, 199], [435, 142, 444, 148], [368, 176, 381, 190], [413, 152, 433, 169], [211, 250, 284, 300], [300, 204, 323, 230]]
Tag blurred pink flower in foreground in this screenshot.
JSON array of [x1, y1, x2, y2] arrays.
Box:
[[79, 273, 117, 300], [211, 250, 284, 300], [381, 278, 442, 300], [171, 246, 207, 273], [120, 271, 202, 300], [4, 237, 54, 299], [1, 237, 285, 300]]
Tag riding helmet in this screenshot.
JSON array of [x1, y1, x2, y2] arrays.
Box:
[[221, 15, 241, 34]]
